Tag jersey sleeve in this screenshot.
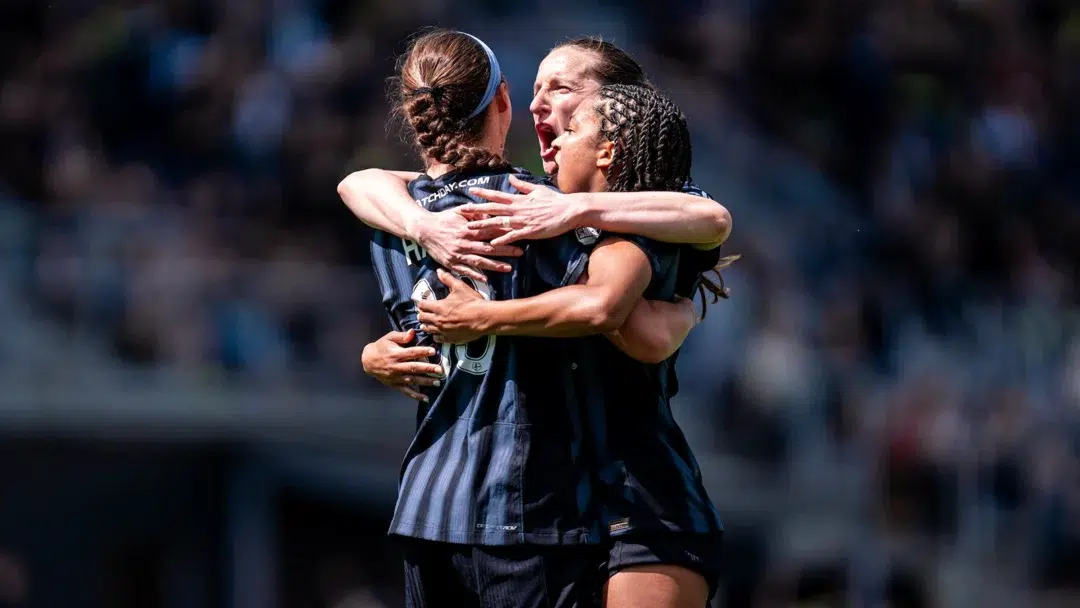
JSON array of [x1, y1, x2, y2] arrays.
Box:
[[675, 180, 724, 297], [523, 231, 594, 296], [599, 233, 680, 300]]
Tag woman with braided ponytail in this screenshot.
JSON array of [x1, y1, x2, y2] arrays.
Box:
[[364, 29, 719, 608]]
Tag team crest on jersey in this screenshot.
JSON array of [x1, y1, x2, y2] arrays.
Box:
[[411, 279, 434, 303], [575, 226, 600, 245]]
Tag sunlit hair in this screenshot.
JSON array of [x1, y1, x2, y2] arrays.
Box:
[[590, 83, 737, 317], [553, 37, 652, 88], [392, 29, 511, 172]]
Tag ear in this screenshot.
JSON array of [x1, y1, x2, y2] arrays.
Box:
[[495, 81, 511, 113], [595, 139, 616, 170]]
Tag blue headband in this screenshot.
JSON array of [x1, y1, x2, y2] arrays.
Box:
[[458, 32, 502, 120]]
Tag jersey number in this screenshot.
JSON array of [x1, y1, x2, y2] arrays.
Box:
[[411, 276, 496, 376]]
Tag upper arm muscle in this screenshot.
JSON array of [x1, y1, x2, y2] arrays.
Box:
[[585, 237, 653, 301]]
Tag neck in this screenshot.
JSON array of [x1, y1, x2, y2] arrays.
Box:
[[423, 130, 506, 179], [592, 168, 611, 193], [424, 163, 456, 180]]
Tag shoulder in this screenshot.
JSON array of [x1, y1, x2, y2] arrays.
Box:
[[510, 168, 559, 192], [682, 179, 714, 200], [598, 233, 679, 272]]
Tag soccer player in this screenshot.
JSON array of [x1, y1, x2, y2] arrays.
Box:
[[415, 84, 725, 608], [347, 37, 731, 607], [342, 37, 733, 399], [363, 30, 710, 607]]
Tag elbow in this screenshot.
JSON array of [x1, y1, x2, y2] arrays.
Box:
[[632, 342, 671, 365], [580, 293, 631, 334], [337, 170, 372, 201], [610, 328, 672, 364], [630, 325, 678, 363], [337, 171, 358, 201], [706, 206, 732, 248]]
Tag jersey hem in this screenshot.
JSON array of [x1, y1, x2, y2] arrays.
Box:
[[388, 521, 596, 546]]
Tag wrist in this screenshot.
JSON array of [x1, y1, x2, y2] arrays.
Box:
[[403, 207, 432, 243], [461, 299, 495, 334], [567, 193, 596, 229], [360, 343, 375, 373]]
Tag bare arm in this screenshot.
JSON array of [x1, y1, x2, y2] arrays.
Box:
[[337, 169, 424, 238], [416, 239, 696, 362], [463, 175, 732, 250], [605, 297, 697, 364], [575, 190, 731, 249], [338, 169, 522, 280], [417, 238, 652, 339]]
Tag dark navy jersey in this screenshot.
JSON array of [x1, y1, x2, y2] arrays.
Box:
[[674, 180, 724, 298], [668, 180, 726, 399], [370, 168, 601, 546], [575, 180, 725, 539]]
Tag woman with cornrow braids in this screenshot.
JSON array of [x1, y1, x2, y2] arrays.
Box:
[[416, 82, 726, 608], [362, 29, 721, 608]]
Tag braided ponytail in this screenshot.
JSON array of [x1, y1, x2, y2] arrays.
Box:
[[393, 30, 512, 173]]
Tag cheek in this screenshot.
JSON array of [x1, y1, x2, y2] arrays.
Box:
[[555, 140, 594, 192], [553, 97, 580, 125]]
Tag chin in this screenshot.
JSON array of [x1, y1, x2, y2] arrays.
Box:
[[542, 161, 557, 176]]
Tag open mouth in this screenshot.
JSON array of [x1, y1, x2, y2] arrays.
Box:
[[535, 123, 558, 167]]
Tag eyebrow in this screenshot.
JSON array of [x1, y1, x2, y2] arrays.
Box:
[[534, 76, 577, 94]]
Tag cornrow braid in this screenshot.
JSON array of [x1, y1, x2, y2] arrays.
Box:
[[393, 30, 513, 173], [696, 254, 741, 321], [593, 84, 692, 193], [591, 84, 737, 317]]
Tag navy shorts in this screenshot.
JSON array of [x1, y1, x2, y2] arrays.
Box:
[[399, 538, 607, 608], [604, 532, 725, 604]]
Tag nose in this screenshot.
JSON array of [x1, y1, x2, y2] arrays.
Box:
[[550, 132, 565, 150], [529, 90, 547, 116]]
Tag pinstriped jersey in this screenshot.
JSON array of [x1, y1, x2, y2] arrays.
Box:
[[675, 180, 724, 298], [370, 168, 600, 546], [579, 180, 725, 539], [669, 180, 725, 399]]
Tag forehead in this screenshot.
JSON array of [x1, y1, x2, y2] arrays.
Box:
[[535, 47, 597, 85], [569, 93, 603, 123]]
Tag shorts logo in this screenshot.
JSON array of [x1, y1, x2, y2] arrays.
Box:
[[608, 518, 631, 534], [575, 226, 600, 245], [475, 523, 519, 531]]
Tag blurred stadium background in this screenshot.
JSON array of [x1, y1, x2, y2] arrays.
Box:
[[1, 0, 1079, 606]]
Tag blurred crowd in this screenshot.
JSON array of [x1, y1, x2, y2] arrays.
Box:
[[2, 0, 1080, 605]]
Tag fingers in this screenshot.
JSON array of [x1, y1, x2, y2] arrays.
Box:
[[386, 329, 415, 344], [449, 264, 488, 282], [486, 244, 524, 257], [394, 345, 438, 361], [465, 217, 525, 232], [396, 385, 429, 402], [459, 203, 515, 218], [419, 323, 444, 337], [437, 268, 469, 290], [451, 239, 523, 257], [464, 226, 516, 243], [401, 371, 442, 384], [468, 188, 519, 204], [490, 230, 533, 246], [394, 362, 446, 377], [508, 175, 538, 193], [460, 255, 512, 273]]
